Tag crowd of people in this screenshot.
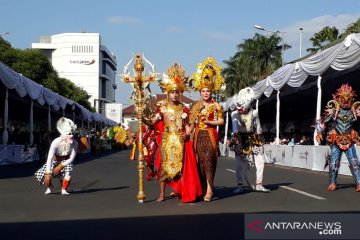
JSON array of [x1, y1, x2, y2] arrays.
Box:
[[32, 59, 360, 198], [262, 132, 314, 146]]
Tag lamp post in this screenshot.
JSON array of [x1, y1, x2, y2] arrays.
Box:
[[254, 25, 286, 66], [120, 54, 157, 203], [299, 28, 303, 58]]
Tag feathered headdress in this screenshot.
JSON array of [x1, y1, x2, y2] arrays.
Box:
[[189, 57, 225, 93], [158, 63, 188, 94]]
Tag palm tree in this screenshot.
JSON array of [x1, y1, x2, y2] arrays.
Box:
[[307, 26, 339, 53], [223, 56, 254, 96], [223, 33, 288, 96], [340, 18, 360, 38]]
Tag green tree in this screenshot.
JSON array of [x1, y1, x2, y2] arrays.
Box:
[[340, 18, 360, 38], [42, 72, 60, 92], [307, 26, 339, 53], [11, 49, 54, 84], [0, 38, 93, 111], [0, 37, 18, 67], [223, 33, 289, 96], [57, 77, 93, 110]]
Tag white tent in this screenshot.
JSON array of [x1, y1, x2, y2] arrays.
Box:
[[0, 61, 116, 145], [222, 33, 360, 145]]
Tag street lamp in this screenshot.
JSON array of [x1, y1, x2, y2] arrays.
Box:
[[299, 28, 303, 58], [254, 25, 286, 66], [254, 25, 265, 31]]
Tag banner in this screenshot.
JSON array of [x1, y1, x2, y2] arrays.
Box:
[[292, 145, 314, 169], [264, 145, 276, 163]]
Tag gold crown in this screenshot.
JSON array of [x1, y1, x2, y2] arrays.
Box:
[[190, 57, 225, 92], [158, 63, 188, 94]]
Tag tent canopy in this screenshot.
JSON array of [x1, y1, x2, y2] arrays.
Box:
[[222, 33, 360, 112], [0, 61, 116, 126]]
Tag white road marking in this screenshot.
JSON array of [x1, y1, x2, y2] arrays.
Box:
[[225, 168, 326, 200], [279, 186, 326, 200]]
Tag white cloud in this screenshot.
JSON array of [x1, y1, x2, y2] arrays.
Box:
[[107, 16, 142, 24], [281, 14, 360, 61], [165, 26, 183, 33]]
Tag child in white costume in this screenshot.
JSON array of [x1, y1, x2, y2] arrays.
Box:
[[35, 117, 78, 195]]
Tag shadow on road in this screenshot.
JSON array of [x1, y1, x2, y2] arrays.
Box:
[[265, 182, 293, 191], [336, 183, 356, 190], [0, 150, 128, 179], [72, 186, 129, 194], [0, 161, 43, 179], [210, 182, 294, 201]]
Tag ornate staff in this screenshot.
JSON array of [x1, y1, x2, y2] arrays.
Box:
[[120, 54, 158, 203]]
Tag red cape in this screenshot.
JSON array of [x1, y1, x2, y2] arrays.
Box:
[[155, 137, 202, 203]]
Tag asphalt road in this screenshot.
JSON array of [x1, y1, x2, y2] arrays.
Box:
[[1, 149, 359, 240]]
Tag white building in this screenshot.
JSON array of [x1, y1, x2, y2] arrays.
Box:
[[32, 32, 117, 115]]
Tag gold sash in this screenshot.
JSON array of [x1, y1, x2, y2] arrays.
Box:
[[161, 131, 183, 180]]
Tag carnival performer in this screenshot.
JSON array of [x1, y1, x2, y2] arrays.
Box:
[[315, 84, 360, 192], [228, 132, 251, 193], [131, 124, 159, 181], [231, 87, 270, 193], [35, 117, 78, 195], [189, 57, 225, 202], [149, 63, 202, 202]]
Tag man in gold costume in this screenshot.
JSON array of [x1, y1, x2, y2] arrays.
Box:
[[147, 63, 202, 202]]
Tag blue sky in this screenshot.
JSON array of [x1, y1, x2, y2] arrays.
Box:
[[1, 0, 359, 106]]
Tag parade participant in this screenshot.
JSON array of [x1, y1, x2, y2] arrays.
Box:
[[228, 133, 251, 193], [151, 63, 202, 202], [231, 87, 270, 193], [315, 84, 360, 192], [142, 125, 158, 181], [189, 57, 225, 202], [131, 124, 159, 181], [35, 117, 78, 195]]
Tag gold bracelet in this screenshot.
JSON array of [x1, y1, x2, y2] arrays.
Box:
[[45, 173, 51, 176]]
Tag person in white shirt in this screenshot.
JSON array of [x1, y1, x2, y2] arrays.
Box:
[[35, 117, 78, 195]]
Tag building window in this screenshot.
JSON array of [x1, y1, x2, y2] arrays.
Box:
[[101, 78, 106, 98], [102, 63, 106, 74]]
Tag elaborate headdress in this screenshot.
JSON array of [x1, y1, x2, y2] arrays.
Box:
[[333, 83, 357, 108], [158, 63, 188, 94], [190, 57, 225, 93], [56, 117, 77, 136]]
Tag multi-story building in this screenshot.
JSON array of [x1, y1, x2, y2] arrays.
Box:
[[32, 32, 117, 115]]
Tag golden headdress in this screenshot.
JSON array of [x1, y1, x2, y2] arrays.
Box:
[[158, 63, 188, 94], [190, 57, 225, 93]]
